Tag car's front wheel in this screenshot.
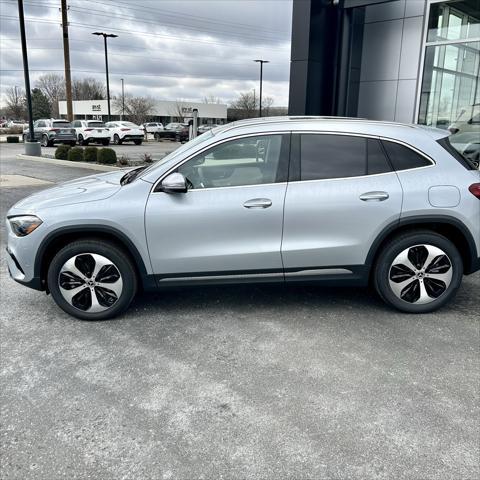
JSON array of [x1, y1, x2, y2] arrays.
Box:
[[47, 240, 137, 320], [41, 134, 51, 147], [374, 231, 463, 313], [113, 134, 122, 145], [134, 139, 142, 145], [102, 139, 110, 146]]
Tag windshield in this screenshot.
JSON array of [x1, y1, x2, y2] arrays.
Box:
[[88, 121, 105, 127], [140, 130, 215, 178]]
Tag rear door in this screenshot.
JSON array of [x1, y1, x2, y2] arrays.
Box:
[[282, 133, 403, 281]]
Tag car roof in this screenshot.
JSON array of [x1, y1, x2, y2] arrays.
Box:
[[211, 116, 449, 143]]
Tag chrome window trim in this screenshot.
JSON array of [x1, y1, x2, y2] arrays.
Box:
[[151, 130, 289, 193], [151, 130, 436, 193]]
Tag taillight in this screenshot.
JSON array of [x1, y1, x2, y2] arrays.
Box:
[[469, 183, 480, 199], [49, 128, 59, 132], [84, 128, 93, 131], [120, 128, 130, 131]]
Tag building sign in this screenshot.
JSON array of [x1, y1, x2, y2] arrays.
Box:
[[92, 104, 102, 112], [181, 106, 194, 115]]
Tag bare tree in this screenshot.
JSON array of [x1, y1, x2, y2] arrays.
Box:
[[229, 91, 258, 120], [203, 95, 222, 104], [114, 95, 155, 125], [36, 73, 65, 117], [5, 86, 26, 119], [72, 77, 106, 100], [261, 96, 274, 116]]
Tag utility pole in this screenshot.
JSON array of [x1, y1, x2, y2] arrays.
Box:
[[253, 59, 269, 117], [61, 0, 73, 121]]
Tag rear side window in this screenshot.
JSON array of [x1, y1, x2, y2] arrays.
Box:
[[300, 134, 366, 180], [437, 136, 478, 170], [382, 140, 431, 171], [368, 138, 392, 175]]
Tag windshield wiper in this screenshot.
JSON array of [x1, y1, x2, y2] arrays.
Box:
[[120, 166, 147, 186]]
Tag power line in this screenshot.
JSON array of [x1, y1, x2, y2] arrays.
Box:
[[73, 0, 287, 35], [0, 68, 288, 82], [0, 15, 290, 50]]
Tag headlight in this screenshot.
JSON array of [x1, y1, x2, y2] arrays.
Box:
[[8, 215, 43, 237]]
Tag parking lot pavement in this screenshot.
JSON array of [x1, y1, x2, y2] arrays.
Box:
[[1, 153, 479, 480]]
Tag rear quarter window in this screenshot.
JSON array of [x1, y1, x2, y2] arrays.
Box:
[[381, 141, 431, 171]]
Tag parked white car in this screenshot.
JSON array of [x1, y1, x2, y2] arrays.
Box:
[[105, 121, 144, 145], [140, 122, 164, 133], [71, 120, 110, 146]]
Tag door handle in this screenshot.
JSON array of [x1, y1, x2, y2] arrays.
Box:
[[243, 198, 272, 209], [359, 191, 389, 202]]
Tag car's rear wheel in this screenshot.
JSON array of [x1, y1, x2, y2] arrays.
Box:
[[113, 134, 122, 145], [78, 134, 87, 146], [374, 231, 463, 313], [102, 139, 110, 146], [154, 132, 161, 141], [134, 140, 142, 145], [41, 134, 50, 147], [47, 240, 137, 320]]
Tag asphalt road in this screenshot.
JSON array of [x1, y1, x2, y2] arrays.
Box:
[[1, 145, 479, 480]]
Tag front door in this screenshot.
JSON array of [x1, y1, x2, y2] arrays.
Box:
[[145, 133, 290, 283]]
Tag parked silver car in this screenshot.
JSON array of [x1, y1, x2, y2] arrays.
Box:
[[7, 117, 480, 320], [23, 118, 77, 147]]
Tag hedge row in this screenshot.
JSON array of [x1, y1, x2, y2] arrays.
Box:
[[54, 145, 117, 164]]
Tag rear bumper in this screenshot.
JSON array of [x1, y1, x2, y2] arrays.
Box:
[[122, 135, 144, 141], [52, 136, 76, 143]]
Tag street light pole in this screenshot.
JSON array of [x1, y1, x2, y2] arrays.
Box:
[[92, 32, 118, 122], [18, 0, 40, 155], [121, 78, 125, 121], [253, 59, 269, 117]]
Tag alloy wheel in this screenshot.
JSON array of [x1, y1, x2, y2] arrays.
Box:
[[388, 244, 453, 305], [58, 253, 123, 313]]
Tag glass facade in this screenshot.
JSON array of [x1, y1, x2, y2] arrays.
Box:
[[418, 0, 479, 162]]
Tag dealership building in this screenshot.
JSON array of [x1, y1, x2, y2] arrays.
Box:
[[289, 0, 479, 128], [58, 99, 228, 125]]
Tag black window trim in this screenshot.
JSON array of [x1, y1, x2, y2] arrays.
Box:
[[288, 131, 435, 183], [152, 131, 292, 193]]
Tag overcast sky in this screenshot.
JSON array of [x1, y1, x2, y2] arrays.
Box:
[[0, 0, 293, 108]]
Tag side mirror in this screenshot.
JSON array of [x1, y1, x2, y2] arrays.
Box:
[[160, 172, 188, 193]]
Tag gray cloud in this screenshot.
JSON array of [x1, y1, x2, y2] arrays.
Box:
[[0, 0, 292, 107]]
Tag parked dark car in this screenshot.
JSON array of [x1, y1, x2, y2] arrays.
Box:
[[23, 119, 76, 147]]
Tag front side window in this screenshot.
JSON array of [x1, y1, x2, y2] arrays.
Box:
[[177, 134, 288, 189], [300, 134, 366, 181]]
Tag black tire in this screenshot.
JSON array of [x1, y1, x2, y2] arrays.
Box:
[[134, 140, 142, 145], [78, 134, 85, 146], [113, 134, 122, 145], [41, 134, 49, 147], [154, 132, 160, 141], [70, 141, 76, 146], [374, 230, 463, 313], [102, 139, 110, 146], [47, 239, 137, 321]]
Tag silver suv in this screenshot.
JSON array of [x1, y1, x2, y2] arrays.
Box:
[[23, 118, 77, 147], [6, 117, 480, 320]]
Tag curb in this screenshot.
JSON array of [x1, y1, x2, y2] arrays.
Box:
[[15, 154, 119, 172]]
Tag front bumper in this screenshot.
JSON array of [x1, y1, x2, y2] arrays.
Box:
[[6, 247, 43, 291]]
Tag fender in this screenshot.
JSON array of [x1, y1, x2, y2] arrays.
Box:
[[34, 225, 157, 291], [365, 214, 480, 274]]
